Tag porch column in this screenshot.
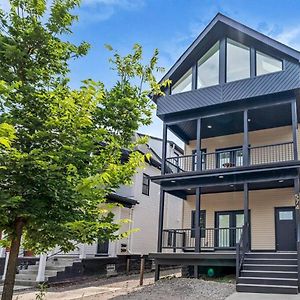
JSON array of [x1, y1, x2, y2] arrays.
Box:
[[291, 100, 298, 160], [2, 251, 9, 280], [196, 118, 202, 171], [243, 182, 250, 251], [194, 187, 201, 278], [79, 244, 86, 259], [161, 123, 168, 175], [36, 253, 47, 282], [294, 177, 300, 242], [155, 188, 165, 281], [243, 109, 249, 166], [294, 177, 300, 289]]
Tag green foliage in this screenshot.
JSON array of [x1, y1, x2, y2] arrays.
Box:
[[35, 283, 47, 300], [0, 0, 167, 255]]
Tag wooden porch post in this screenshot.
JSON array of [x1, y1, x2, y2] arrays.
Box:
[[243, 110, 249, 166], [161, 123, 168, 175], [196, 118, 202, 171], [291, 100, 298, 161], [155, 188, 165, 281], [243, 182, 250, 251], [194, 187, 201, 278]]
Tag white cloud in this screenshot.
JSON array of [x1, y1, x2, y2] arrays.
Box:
[[0, 0, 10, 12], [76, 0, 145, 24], [82, 0, 145, 10], [275, 27, 300, 50]]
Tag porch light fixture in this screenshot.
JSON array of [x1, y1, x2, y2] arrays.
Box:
[[171, 180, 176, 183], [218, 175, 224, 179], [248, 118, 251, 122], [207, 125, 212, 129]]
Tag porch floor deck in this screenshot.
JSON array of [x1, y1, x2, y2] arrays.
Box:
[[149, 251, 236, 266]]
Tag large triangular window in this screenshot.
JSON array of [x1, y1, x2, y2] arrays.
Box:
[[197, 42, 219, 88], [256, 51, 283, 76], [226, 39, 250, 82], [171, 68, 192, 95]]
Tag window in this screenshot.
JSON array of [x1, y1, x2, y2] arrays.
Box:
[[191, 210, 206, 238], [226, 39, 250, 82], [279, 211, 294, 220], [197, 42, 219, 88], [171, 68, 192, 94], [256, 51, 283, 76], [142, 173, 150, 196]]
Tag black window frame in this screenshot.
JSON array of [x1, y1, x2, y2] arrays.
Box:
[[191, 210, 206, 238], [142, 173, 150, 196]]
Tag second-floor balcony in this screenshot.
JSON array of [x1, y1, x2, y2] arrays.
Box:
[[165, 141, 294, 174]]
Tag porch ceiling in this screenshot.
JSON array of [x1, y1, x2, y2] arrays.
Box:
[[169, 103, 292, 142], [166, 179, 294, 199]]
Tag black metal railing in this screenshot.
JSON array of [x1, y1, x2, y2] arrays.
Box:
[[165, 142, 294, 174], [162, 227, 243, 253], [236, 223, 249, 279], [165, 154, 196, 173], [249, 142, 294, 165]]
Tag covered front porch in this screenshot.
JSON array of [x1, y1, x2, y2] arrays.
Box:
[[162, 186, 297, 253], [152, 173, 300, 280]]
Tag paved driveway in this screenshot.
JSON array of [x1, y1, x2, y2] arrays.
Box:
[[227, 293, 300, 300]]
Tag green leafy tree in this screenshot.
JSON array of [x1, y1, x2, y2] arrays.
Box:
[[0, 1, 169, 299]]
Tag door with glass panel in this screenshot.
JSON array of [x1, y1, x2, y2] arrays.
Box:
[[217, 147, 243, 168], [216, 211, 245, 249]]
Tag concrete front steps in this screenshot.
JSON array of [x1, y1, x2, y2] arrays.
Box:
[[237, 252, 298, 294], [14, 257, 82, 287]]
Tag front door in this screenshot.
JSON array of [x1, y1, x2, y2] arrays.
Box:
[[216, 211, 244, 249], [275, 207, 296, 251]]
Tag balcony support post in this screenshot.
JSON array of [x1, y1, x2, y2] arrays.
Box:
[[155, 188, 165, 281], [294, 177, 300, 290], [243, 110, 249, 166], [161, 123, 168, 175], [196, 118, 202, 171], [194, 187, 201, 278], [243, 182, 250, 251], [291, 100, 298, 161]]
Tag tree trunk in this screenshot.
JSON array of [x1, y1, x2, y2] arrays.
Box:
[[1, 219, 24, 300]]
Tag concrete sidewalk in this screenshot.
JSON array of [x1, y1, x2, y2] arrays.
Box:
[[227, 293, 300, 300]]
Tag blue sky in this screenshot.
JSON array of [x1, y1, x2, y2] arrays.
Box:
[[2, 0, 300, 146]]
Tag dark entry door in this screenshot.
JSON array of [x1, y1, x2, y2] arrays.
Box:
[[275, 207, 296, 251]]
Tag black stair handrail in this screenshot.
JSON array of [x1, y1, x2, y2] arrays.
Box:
[[236, 223, 249, 280]]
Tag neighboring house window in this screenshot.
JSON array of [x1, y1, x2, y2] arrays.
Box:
[[142, 173, 150, 196], [197, 41, 219, 88], [171, 68, 192, 95], [191, 210, 206, 238], [226, 39, 250, 82], [256, 51, 283, 76]]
